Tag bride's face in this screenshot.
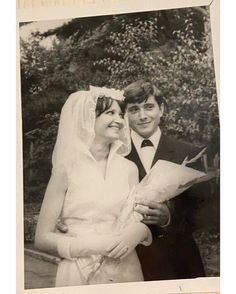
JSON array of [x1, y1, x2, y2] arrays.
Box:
[[94, 100, 124, 143]]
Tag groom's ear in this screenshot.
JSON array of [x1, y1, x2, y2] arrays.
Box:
[[159, 103, 164, 117]]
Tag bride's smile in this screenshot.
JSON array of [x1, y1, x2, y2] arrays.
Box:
[[94, 100, 125, 143]]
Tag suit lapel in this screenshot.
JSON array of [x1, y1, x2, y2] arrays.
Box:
[[127, 135, 178, 180], [126, 141, 146, 181], [151, 134, 175, 167]]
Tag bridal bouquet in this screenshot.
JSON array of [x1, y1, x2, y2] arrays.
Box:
[[137, 159, 205, 199], [119, 155, 212, 224]]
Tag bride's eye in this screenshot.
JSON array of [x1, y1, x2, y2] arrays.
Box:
[[106, 110, 114, 115]]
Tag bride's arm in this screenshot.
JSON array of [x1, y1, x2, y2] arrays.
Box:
[[34, 171, 73, 257], [35, 171, 111, 258]]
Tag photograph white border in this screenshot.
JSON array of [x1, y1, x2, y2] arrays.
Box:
[[16, 1, 220, 293]]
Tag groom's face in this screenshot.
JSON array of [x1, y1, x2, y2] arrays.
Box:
[[126, 95, 164, 138]]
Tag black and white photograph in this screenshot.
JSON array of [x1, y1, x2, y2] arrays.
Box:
[[17, 1, 220, 292]]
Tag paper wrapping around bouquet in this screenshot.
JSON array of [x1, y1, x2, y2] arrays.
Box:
[[134, 160, 206, 203]]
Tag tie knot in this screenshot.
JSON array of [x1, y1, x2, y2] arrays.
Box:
[[141, 139, 153, 148]]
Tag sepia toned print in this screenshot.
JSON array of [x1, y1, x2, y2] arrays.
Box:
[[17, 0, 220, 293]]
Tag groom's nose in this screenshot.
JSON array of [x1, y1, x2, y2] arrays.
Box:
[[139, 108, 147, 120]]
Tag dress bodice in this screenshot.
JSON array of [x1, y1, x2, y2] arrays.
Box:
[[56, 146, 146, 286], [61, 148, 131, 235]]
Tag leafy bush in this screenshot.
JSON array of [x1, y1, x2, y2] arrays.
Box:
[[96, 13, 219, 152], [23, 113, 59, 202], [24, 214, 39, 242], [20, 8, 219, 207]]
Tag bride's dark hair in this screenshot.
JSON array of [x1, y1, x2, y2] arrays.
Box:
[[95, 96, 126, 117]]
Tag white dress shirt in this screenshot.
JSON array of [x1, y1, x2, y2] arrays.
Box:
[[131, 128, 161, 173], [131, 128, 170, 227]]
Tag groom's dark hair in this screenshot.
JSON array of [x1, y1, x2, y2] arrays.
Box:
[[123, 80, 165, 107]]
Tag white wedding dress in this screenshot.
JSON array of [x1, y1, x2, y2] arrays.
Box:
[[55, 143, 143, 286]]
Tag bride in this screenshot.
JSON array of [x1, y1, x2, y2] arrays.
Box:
[[35, 86, 151, 286]]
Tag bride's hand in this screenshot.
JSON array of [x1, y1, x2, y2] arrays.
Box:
[[106, 223, 148, 260], [70, 234, 113, 257]]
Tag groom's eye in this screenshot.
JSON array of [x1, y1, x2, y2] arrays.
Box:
[[144, 104, 154, 110], [127, 106, 139, 114]]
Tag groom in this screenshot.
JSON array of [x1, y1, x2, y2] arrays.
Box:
[[123, 80, 205, 281]]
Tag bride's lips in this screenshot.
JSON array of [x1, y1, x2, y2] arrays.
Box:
[[137, 121, 151, 126], [109, 124, 121, 130]]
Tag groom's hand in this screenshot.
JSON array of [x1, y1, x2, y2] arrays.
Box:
[[134, 200, 170, 227]]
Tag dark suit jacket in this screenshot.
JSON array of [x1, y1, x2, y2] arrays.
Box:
[[125, 134, 205, 280]]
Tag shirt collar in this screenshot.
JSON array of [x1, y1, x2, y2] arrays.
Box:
[[131, 128, 161, 152]]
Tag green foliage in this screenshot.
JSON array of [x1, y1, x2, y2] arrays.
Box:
[[94, 17, 160, 87], [20, 7, 219, 206], [23, 113, 59, 202], [24, 214, 39, 242], [24, 113, 59, 165], [96, 12, 219, 151], [162, 20, 219, 150], [194, 231, 220, 276]]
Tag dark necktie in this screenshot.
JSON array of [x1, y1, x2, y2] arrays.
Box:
[[141, 139, 153, 148]]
